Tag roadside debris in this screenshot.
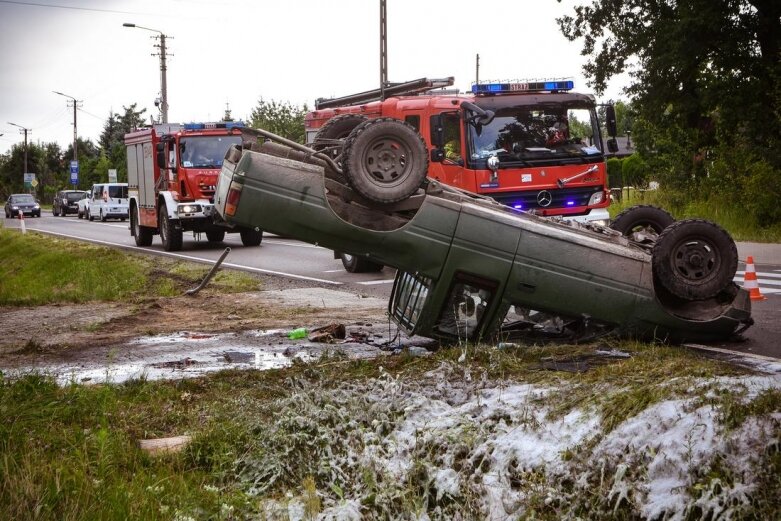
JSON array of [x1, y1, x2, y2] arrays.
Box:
[[137, 435, 192, 456], [308, 323, 346, 343], [287, 327, 308, 339]]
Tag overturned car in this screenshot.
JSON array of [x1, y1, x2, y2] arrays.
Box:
[[213, 120, 752, 344]]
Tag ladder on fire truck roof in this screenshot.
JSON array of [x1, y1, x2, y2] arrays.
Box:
[[314, 77, 455, 110]]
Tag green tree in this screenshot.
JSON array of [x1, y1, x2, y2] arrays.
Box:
[[558, 0, 780, 155], [248, 98, 309, 144]]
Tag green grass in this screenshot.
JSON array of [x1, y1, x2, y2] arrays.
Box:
[[0, 228, 261, 306], [609, 189, 781, 242], [2, 342, 777, 520]]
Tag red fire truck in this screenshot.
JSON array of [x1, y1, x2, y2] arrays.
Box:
[[305, 77, 618, 270], [125, 122, 263, 251]]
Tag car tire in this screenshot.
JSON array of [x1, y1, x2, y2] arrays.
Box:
[[100, 210, 107, 222], [88, 209, 93, 221], [206, 230, 226, 243], [652, 219, 738, 301], [78, 211, 83, 219], [131, 205, 154, 247], [610, 205, 675, 245], [342, 118, 429, 204], [159, 204, 183, 251], [340, 252, 384, 273], [240, 228, 263, 247]]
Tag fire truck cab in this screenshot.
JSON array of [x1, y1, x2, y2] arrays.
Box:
[[306, 78, 615, 224], [125, 122, 263, 251]]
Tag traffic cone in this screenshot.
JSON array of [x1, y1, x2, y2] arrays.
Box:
[[18, 212, 26, 234], [743, 256, 766, 301]]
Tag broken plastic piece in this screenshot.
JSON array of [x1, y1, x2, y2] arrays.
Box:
[[287, 327, 308, 339]]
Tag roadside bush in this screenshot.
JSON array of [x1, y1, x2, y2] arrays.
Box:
[[622, 153, 650, 188], [606, 157, 623, 188]]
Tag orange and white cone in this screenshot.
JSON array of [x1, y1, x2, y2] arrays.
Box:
[[743, 256, 766, 301], [18, 212, 26, 234]]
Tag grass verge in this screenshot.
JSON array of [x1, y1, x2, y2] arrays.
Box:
[[0, 228, 261, 306], [609, 189, 781, 242], [1, 343, 779, 520]]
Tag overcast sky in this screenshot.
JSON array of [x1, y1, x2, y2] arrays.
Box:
[[0, 0, 629, 156]]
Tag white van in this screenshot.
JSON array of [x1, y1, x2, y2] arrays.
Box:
[[87, 183, 129, 222]]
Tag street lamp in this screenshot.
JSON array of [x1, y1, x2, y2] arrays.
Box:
[[7, 122, 31, 176], [123, 22, 170, 123], [53, 90, 81, 161]]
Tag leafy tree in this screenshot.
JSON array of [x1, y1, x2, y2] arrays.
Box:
[[558, 0, 780, 154], [98, 105, 147, 152], [248, 99, 309, 144]]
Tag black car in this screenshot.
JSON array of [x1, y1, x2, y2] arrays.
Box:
[[4, 193, 41, 218], [53, 190, 87, 216]]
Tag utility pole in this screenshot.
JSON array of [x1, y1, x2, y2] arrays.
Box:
[[475, 54, 480, 84], [124, 23, 171, 123], [379, 0, 387, 100], [7, 122, 31, 176], [53, 91, 81, 160]]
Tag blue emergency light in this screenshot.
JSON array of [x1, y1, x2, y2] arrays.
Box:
[[472, 80, 574, 95], [183, 121, 245, 130]]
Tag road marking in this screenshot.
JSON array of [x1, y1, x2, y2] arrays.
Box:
[[356, 279, 395, 285], [23, 229, 343, 286], [733, 270, 781, 294], [322, 269, 344, 273]]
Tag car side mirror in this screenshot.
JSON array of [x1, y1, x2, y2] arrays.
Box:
[[605, 105, 617, 137], [430, 149, 445, 163], [607, 138, 619, 153], [430, 115, 445, 147], [155, 143, 166, 169]]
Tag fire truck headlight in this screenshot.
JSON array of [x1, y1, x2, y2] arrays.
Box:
[[588, 191, 605, 206], [179, 204, 202, 214]]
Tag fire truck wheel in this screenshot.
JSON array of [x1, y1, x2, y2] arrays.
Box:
[[652, 219, 737, 301], [206, 230, 225, 243], [343, 118, 428, 204], [240, 228, 263, 247], [159, 205, 183, 251], [131, 206, 153, 247], [610, 205, 674, 245], [340, 253, 384, 273]]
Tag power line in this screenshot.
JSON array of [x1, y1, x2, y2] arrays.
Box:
[[0, 0, 153, 15]]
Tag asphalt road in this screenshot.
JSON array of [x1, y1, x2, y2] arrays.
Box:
[[5, 213, 780, 358]]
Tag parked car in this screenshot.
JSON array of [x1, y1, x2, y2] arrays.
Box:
[[86, 183, 129, 221], [4, 193, 41, 218], [52, 190, 87, 217], [213, 123, 752, 344], [77, 191, 90, 219]]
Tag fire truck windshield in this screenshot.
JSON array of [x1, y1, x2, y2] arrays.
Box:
[[467, 103, 602, 167], [179, 136, 242, 168]]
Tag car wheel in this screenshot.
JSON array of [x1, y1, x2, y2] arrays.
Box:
[[78, 211, 83, 219], [239, 228, 263, 247], [343, 118, 428, 204], [159, 204, 183, 251], [652, 219, 738, 301], [206, 230, 226, 243], [100, 210, 107, 222], [131, 205, 154, 247], [340, 252, 384, 273], [53, 207, 59, 216], [611, 205, 675, 245], [88, 209, 93, 221]]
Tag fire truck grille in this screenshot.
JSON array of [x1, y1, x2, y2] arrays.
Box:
[[490, 186, 604, 212]]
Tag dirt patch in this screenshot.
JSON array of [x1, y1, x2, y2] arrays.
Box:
[[0, 285, 400, 376]]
